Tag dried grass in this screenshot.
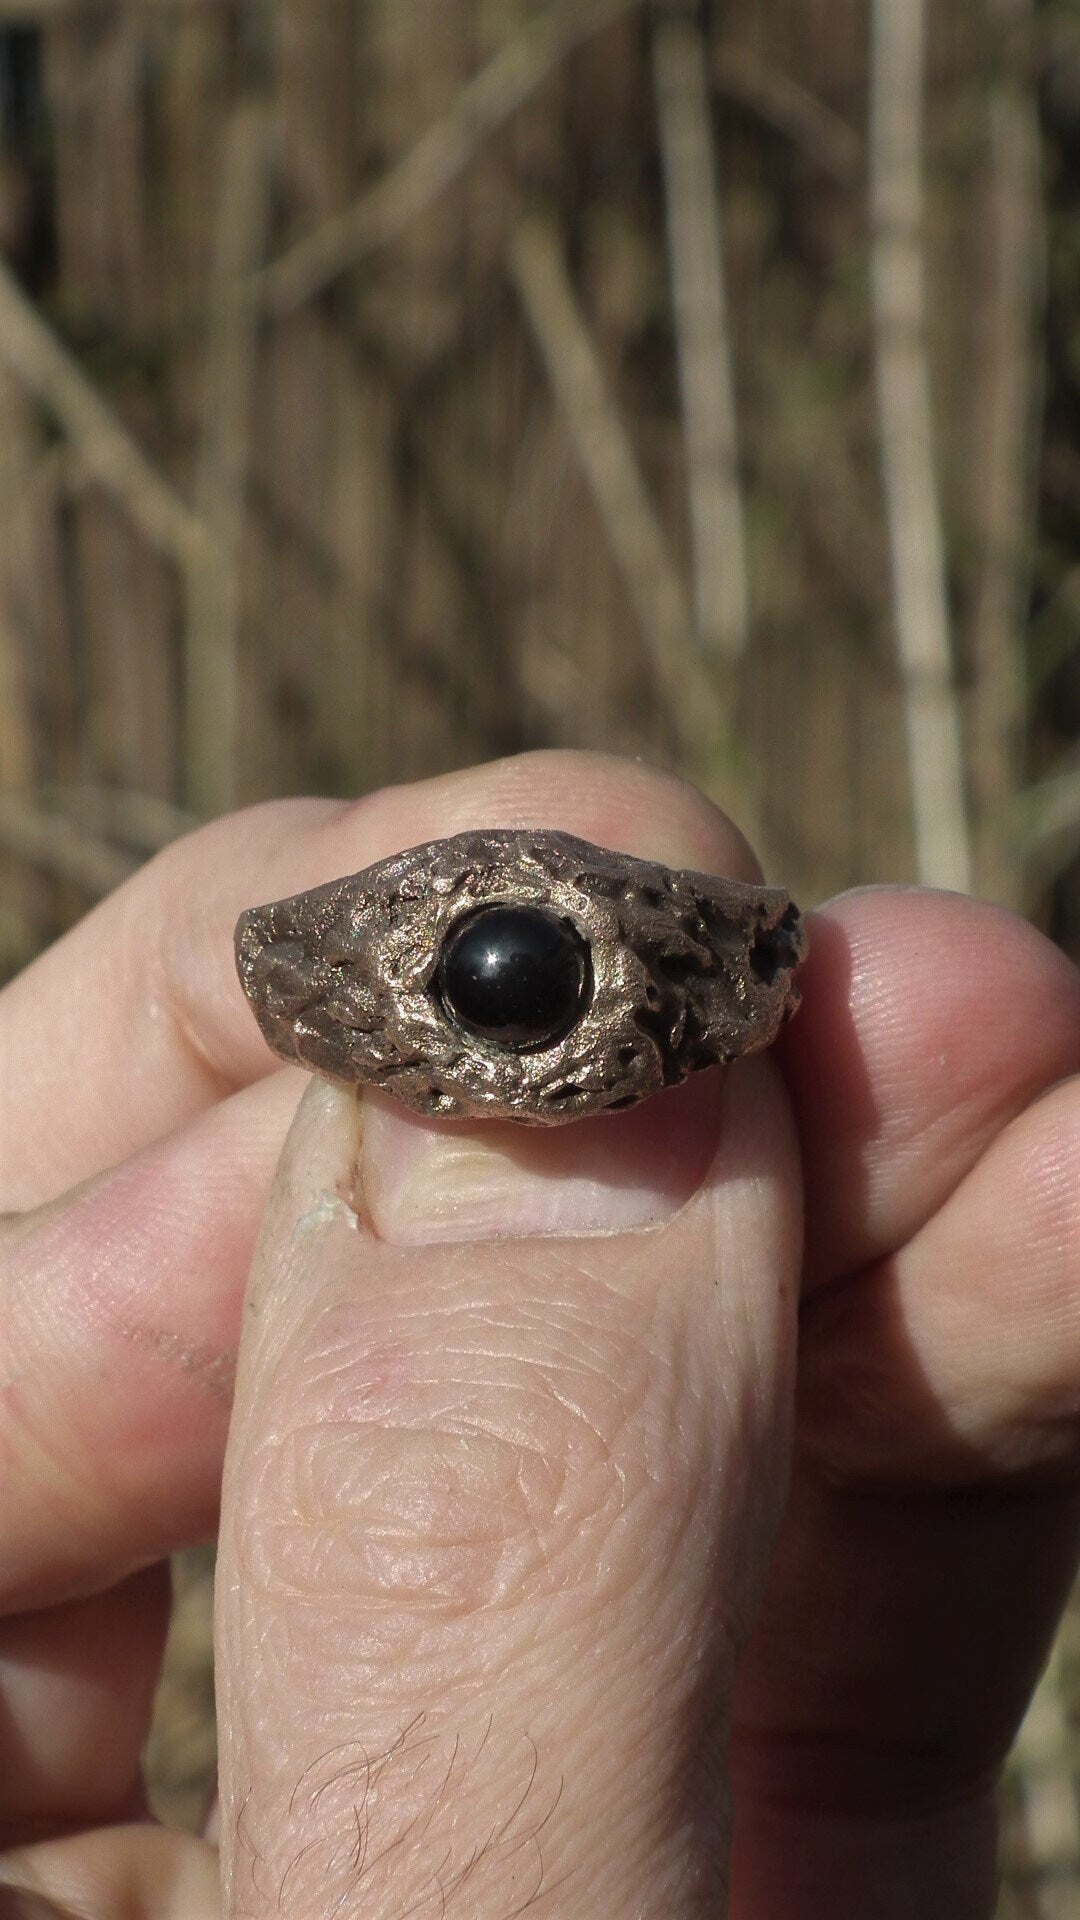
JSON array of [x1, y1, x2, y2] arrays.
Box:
[[0, 2, 1076, 1904]]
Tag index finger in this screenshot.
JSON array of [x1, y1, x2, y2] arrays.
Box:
[[0, 752, 757, 1211]]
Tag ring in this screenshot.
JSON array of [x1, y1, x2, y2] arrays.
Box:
[[235, 828, 807, 1125]]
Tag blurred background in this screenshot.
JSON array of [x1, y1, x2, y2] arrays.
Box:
[[0, 0, 1078, 1910]]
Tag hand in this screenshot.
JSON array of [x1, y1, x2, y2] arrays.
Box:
[[0, 751, 1076, 1920]]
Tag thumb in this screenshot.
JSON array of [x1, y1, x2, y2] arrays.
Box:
[[216, 979, 800, 1919]]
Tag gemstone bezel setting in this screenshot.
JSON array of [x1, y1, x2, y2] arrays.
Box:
[[434, 902, 592, 1052]]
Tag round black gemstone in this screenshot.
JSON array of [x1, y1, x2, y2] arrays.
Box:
[[437, 905, 590, 1050]]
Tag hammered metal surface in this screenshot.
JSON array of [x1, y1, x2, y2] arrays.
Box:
[[235, 828, 807, 1124]]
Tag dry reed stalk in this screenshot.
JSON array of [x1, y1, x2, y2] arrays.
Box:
[[0, 373, 35, 796], [967, 0, 1042, 908], [363, 0, 473, 370], [14, 2, 209, 813], [0, 0, 222, 12], [1016, 750, 1080, 904], [0, 612, 29, 791], [338, 1, 476, 790], [256, 0, 375, 800], [1011, 1639, 1080, 1919], [0, 360, 49, 961], [157, 0, 234, 315], [257, 0, 644, 313], [0, 792, 137, 894], [71, 493, 177, 795], [0, 0, 84, 15], [185, 101, 270, 819], [652, 0, 748, 662], [143, 1547, 217, 1831], [20, 442, 79, 800], [1029, 563, 1080, 697], [508, 214, 719, 759], [0, 646, 35, 965], [40, 783, 196, 851], [0, 253, 208, 574], [869, 0, 973, 891], [43, 9, 182, 802], [712, 40, 863, 184]]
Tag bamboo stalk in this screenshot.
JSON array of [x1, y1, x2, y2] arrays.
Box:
[[185, 100, 269, 818], [0, 253, 208, 574], [652, 0, 748, 661], [509, 214, 717, 757], [967, 0, 1042, 908], [869, 0, 973, 891], [257, 0, 643, 313]]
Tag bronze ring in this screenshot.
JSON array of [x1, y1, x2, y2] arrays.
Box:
[[235, 828, 807, 1125]]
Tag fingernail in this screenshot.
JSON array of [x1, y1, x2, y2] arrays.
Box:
[[357, 1071, 725, 1245], [245, 1075, 363, 1314]]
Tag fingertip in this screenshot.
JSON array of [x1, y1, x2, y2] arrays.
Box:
[[791, 886, 1080, 1097], [781, 887, 1080, 1280]]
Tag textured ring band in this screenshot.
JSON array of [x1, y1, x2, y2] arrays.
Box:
[[235, 828, 807, 1125]]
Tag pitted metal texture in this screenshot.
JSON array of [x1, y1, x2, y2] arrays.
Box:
[[235, 827, 807, 1124]]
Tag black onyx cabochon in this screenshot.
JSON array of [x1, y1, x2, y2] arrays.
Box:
[[437, 904, 590, 1050]]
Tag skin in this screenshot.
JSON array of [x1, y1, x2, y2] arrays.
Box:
[[0, 749, 1077, 1919]]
